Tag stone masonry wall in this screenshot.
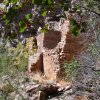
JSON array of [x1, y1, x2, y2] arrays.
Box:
[[28, 19, 94, 81]]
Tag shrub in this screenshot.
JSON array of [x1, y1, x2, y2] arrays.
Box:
[[0, 39, 36, 76], [63, 59, 80, 81], [0, 44, 27, 76], [0, 41, 35, 99], [2, 84, 15, 94]]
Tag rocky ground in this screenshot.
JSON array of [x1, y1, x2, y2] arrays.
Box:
[[0, 27, 100, 100], [0, 61, 100, 100]]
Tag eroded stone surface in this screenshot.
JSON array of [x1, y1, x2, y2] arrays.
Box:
[[28, 53, 44, 72]]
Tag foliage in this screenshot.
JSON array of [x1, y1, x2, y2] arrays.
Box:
[[64, 59, 80, 81], [0, 41, 35, 76], [40, 24, 48, 33], [0, 0, 99, 37], [88, 44, 100, 58], [69, 18, 81, 36], [1, 84, 15, 94], [0, 40, 35, 99]]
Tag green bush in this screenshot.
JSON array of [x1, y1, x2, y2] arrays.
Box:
[[0, 42, 32, 76], [2, 84, 15, 94], [0, 42, 34, 99], [63, 59, 80, 81]]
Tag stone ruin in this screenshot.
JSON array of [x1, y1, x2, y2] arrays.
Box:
[[28, 18, 95, 81]]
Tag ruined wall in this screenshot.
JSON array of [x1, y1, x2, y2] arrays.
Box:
[[28, 19, 94, 81]]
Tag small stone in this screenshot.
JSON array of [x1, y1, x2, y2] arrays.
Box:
[[56, 83, 62, 87], [26, 84, 40, 93], [58, 87, 64, 92], [9, 92, 16, 98], [64, 85, 72, 91], [75, 95, 88, 100], [14, 94, 24, 100], [65, 89, 73, 95]]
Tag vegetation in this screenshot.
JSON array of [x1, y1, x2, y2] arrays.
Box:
[[0, 0, 100, 99], [0, 41, 34, 99], [0, 0, 99, 38], [64, 59, 80, 81], [0, 45, 25, 72], [0, 38, 36, 76]]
